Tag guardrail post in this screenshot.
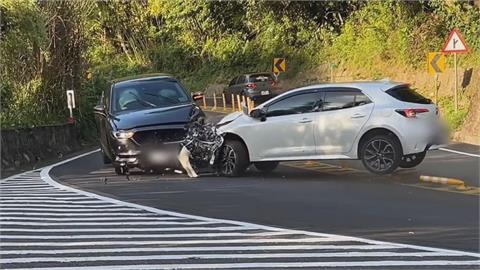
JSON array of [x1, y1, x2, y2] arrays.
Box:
[[213, 93, 217, 110], [222, 93, 226, 111], [236, 95, 242, 112]]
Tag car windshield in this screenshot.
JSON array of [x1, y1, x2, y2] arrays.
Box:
[[249, 73, 274, 83], [112, 79, 190, 114]]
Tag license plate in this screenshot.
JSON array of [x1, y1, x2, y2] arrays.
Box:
[[261, 91, 269, 95], [148, 151, 169, 164]]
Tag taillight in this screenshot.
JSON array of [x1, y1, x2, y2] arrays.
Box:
[[395, 108, 429, 118], [246, 83, 256, 89]]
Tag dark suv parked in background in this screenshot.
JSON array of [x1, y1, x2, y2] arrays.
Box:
[[224, 72, 279, 103], [94, 74, 204, 174]]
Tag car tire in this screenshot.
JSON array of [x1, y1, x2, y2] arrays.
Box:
[[219, 140, 249, 177], [114, 166, 126, 175], [254, 161, 279, 172], [399, 151, 426, 168], [101, 148, 111, 164], [360, 134, 402, 175]]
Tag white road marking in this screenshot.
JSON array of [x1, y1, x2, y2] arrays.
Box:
[[0, 244, 402, 255], [0, 149, 478, 269], [0, 237, 349, 247], [1, 251, 463, 264], [0, 204, 139, 208], [0, 226, 255, 233], [0, 220, 219, 225], [439, 147, 480, 158], [0, 216, 186, 221], [0, 231, 290, 240], [5, 261, 480, 270]]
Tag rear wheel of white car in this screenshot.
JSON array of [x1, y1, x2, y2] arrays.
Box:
[[400, 151, 426, 168], [220, 140, 249, 177], [254, 161, 279, 172], [360, 134, 402, 175]]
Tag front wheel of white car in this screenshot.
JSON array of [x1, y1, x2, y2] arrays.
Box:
[[360, 134, 402, 175], [219, 140, 249, 177]]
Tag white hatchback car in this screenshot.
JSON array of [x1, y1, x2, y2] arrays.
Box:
[[216, 81, 447, 176]]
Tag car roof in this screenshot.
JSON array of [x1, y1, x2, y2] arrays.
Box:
[[238, 72, 273, 77], [291, 80, 407, 93], [112, 73, 175, 87]]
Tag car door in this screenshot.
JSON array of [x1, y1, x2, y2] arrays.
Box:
[[314, 89, 374, 155], [95, 86, 112, 156], [246, 92, 320, 160]]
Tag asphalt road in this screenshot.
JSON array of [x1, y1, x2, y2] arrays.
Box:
[[49, 112, 480, 254], [2, 111, 479, 269]]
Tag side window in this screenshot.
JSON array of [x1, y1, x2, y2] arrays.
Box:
[[266, 93, 319, 117], [237, 75, 246, 84], [229, 77, 237, 87], [323, 92, 356, 111], [354, 93, 372, 106]]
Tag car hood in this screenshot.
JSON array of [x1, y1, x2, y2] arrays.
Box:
[[217, 111, 243, 126], [112, 104, 195, 130]]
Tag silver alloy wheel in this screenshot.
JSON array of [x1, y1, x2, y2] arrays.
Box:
[[364, 139, 395, 172], [221, 145, 236, 175]]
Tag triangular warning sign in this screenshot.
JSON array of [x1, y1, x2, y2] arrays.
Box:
[[442, 28, 469, 53]]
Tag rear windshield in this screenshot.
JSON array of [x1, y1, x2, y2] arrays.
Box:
[[386, 86, 431, 104], [248, 73, 274, 83]]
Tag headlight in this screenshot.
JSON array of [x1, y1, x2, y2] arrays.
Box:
[[112, 130, 134, 139]]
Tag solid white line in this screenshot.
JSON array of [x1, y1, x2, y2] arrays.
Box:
[[439, 147, 480, 158], [0, 207, 141, 212], [0, 216, 185, 222], [0, 226, 254, 233], [0, 251, 461, 264], [0, 237, 349, 247], [0, 213, 159, 218], [0, 244, 402, 255], [5, 261, 480, 269], [0, 220, 218, 225], [0, 204, 139, 209], [0, 184, 49, 187], [0, 198, 104, 203], [0, 195, 89, 199], [0, 231, 289, 240]]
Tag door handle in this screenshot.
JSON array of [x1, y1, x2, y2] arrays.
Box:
[[298, 118, 312, 123], [351, 113, 366, 119]]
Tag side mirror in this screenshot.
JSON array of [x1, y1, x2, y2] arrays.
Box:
[[191, 91, 204, 101], [250, 108, 267, 122], [94, 104, 105, 115]]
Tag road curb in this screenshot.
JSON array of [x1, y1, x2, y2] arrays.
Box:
[[419, 175, 467, 190]]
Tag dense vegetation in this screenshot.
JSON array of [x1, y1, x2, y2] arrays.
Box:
[[1, 0, 479, 137]]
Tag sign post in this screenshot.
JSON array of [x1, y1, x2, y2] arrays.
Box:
[[427, 52, 445, 104], [441, 28, 469, 112], [66, 89, 75, 123]]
